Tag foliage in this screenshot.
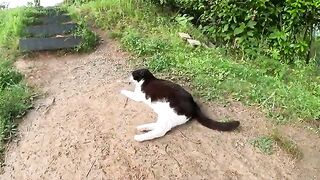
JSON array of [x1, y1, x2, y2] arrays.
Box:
[[0, 85, 32, 142], [61, 5, 99, 52], [66, 0, 320, 124], [251, 136, 274, 155], [0, 8, 26, 59], [271, 130, 303, 159], [0, 61, 23, 90], [0, 7, 33, 157], [157, 0, 320, 64], [73, 20, 99, 52]]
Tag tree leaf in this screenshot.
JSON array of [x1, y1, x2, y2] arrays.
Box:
[[247, 20, 257, 28], [222, 24, 229, 32], [234, 26, 244, 35]]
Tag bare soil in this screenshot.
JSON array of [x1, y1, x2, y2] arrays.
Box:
[[0, 33, 319, 180]]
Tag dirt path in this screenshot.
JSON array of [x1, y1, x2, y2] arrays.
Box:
[[1, 33, 319, 180]]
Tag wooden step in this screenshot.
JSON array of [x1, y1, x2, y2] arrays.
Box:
[[25, 23, 77, 37], [19, 36, 82, 52], [38, 14, 72, 24]]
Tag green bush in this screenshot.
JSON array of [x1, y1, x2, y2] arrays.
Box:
[[73, 20, 99, 52], [0, 61, 23, 90], [157, 0, 320, 64], [0, 7, 33, 154]]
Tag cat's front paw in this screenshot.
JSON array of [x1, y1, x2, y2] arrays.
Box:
[[120, 89, 129, 96], [134, 135, 145, 142], [136, 123, 156, 132], [136, 126, 149, 132]]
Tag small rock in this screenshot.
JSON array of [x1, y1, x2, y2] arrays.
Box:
[[208, 42, 216, 48], [178, 32, 191, 40], [187, 39, 201, 47]]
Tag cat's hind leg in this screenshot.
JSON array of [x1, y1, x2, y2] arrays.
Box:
[[136, 123, 157, 132]]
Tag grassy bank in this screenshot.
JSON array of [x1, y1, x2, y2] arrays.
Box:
[[66, 0, 319, 124], [0, 8, 34, 157]]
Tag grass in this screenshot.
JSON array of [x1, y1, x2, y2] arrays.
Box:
[[0, 7, 37, 163], [65, 0, 319, 124], [71, 18, 99, 52], [251, 130, 302, 159], [271, 130, 303, 159], [250, 136, 274, 155]]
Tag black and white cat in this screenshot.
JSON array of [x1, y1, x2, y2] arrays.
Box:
[[121, 68, 240, 142]]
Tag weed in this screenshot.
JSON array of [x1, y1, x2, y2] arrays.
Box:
[[251, 131, 303, 158], [0, 7, 33, 161], [271, 130, 303, 159], [73, 20, 99, 52], [0, 61, 23, 90], [250, 136, 274, 155]]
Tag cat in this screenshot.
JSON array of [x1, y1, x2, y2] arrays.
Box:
[[120, 68, 240, 142]]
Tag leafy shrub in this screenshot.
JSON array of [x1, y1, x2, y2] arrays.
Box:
[[73, 20, 99, 52], [0, 61, 23, 90], [251, 136, 274, 155], [0, 7, 33, 155], [157, 0, 320, 64]]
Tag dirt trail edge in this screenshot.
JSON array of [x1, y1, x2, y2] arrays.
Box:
[[1, 33, 319, 180]]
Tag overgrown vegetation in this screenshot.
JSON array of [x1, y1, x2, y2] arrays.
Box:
[[0, 7, 35, 160], [65, 0, 319, 124], [271, 130, 303, 159], [157, 0, 320, 64], [71, 18, 99, 52], [250, 130, 302, 158], [251, 136, 274, 155]]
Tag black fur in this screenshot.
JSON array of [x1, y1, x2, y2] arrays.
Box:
[[132, 68, 240, 131]]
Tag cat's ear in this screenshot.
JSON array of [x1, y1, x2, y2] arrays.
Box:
[[138, 69, 153, 78], [132, 68, 153, 82], [139, 69, 147, 77]]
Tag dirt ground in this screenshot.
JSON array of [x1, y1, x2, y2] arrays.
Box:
[[0, 33, 319, 180]]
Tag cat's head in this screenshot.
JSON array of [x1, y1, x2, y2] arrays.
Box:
[[131, 68, 155, 83]]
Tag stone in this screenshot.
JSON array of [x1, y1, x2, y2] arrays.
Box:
[[178, 32, 192, 40], [187, 39, 201, 47]]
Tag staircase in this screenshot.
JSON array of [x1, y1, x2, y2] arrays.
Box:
[[19, 7, 82, 52]]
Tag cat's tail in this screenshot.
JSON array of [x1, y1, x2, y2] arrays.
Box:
[[195, 108, 240, 131]]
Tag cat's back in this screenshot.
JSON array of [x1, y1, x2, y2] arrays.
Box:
[[142, 78, 192, 101], [142, 78, 198, 118]]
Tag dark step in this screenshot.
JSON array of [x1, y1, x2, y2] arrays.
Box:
[[19, 36, 82, 52], [38, 14, 72, 24], [25, 23, 78, 37]]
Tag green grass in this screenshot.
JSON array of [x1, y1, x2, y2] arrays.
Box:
[[0, 7, 35, 161], [71, 19, 99, 52], [250, 130, 303, 160], [65, 0, 320, 124], [271, 130, 303, 159], [250, 136, 274, 155], [250, 130, 303, 158]]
